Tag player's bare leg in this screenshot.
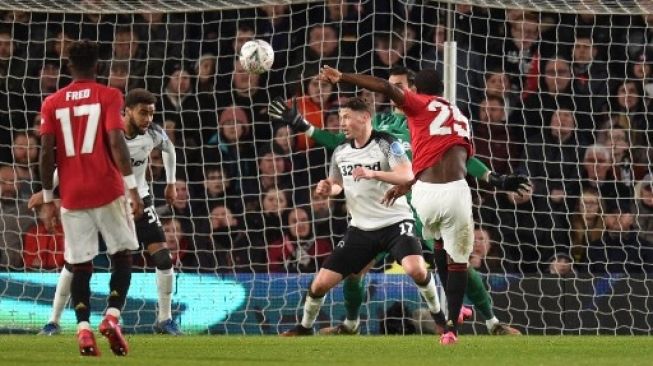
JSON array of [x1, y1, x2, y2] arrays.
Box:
[[319, 260, 375, 335], [99, 251, 132, 356], [147, 243, 182, 335], [282, 268, 343, 336], [400, 254, 447, 332]]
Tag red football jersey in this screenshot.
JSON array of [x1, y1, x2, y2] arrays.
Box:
[[40, 80, 125, 210], [401, 89, 474, 177]]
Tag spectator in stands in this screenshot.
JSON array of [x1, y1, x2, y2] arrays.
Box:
[[469, 227, 501, 273], [570, 32, 609, 117], [517, 57, 576, 141], [365, 33, 406, 80], [102, 27, 147, 88], [193, 165, 241, 216], [581, 144, 633, 203], [472, 96, 522, 176], [161, 218, 190, 268], [631, 49, 653, 98], [0, 165, 33, 268], [156, 177, 199, 244], [224, 59, 270, 141], [292, 74, 334, 151], [548, 253, 574, 276], [634, 174, 653, 245], [134, 12, 183, 75], [421, 22, 483, 113], [243, 151, 290, 205], [157, 63, 201, 149], [488, 11, 541, 97], [480, 68, 520, 117], [38, 62, 59, 97], [206, 204, 259, 272], [287, 24, 342, 93], [44, 28, 72, 84], [0, 29, 26, 96], [215, 23, 254, 89], [267, 207, 332, 273], [0, 29, 29, 143], [570, 189, 605, 267], [596, 127, 635, 185], [195, 53, 217, 96], [11, 131, 40, 198], [105, 60, 130, 93], [587, 199, 653, 274], [22, 201, 64, 270], [244, 187, 289, 260]]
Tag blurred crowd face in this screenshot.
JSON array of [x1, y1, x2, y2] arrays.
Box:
[[12, 134, 39, 165], [0, 166, 17, 199], [478, 98, 505, 124], [484, 72, 510, 98], [173, 180, 189, 210], [163, 218, 183, 253], [603, 129, 629, 163], [549, 257, 572, 275], [167, 69, 191, 95], [233, 60, 260, 92], [0, 32, 13, 58], [288, 208, 311, 239], [233, 28, 254, 54], [141, 12, 164, 24], [509, 16, 539, 51], [259, 152, 285, 176], [40, 63, 59, 93], [616, 81, 640, 110], [549, 109, 575, 142], [544, 59, 572, 93], [274, 125, 294, 153], [573, 37, 596, 64], [583, 147, 612, 181], [307, 76, 333, 107], [220, 117, 247, 143], [308, 25, 338, 58], [605, 210, 634, 232], [579, 190, 601, 222], [210, 205, 237, 229], [53, 31, 72, 58], [375, 38, 402, 67], [197, 56, 216, 82], [113, 30, 139, 59], [262, 188, 288, 215], [204, 169, 226, 197], [641, 184, 653, 208]]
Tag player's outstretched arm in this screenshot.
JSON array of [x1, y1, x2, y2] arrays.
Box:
[[352, 162, 414, 185], [269, 96, 347, 150], [320, 66, 405, 107], [466, 156, 531, 195], [109, 129, 144, 219]]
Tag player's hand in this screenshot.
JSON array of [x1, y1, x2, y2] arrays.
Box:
[[315, 179, 332, 198], [268, 97, 310, 132], [381, 182, 412, 207], [164, 183, 177, 207], [128, 189, 144, 220], [28, 190, 44, 209], [319, 65, 342, 84], [40, 202, 58, 233], [487, 172, 532, 196], [352, 167, 376, 182]]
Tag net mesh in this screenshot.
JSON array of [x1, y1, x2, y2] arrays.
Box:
[[1, 1, 653, 335]]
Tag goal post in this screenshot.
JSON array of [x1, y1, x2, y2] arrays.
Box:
[[0, 0, 652, 335]]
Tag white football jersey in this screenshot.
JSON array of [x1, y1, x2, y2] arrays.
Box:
[[126, 124, 173, 198], [329, 131, 414, 230]]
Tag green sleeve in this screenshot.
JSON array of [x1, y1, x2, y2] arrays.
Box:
[[466, 156, 490, 179], [310, 128, 347, 151]]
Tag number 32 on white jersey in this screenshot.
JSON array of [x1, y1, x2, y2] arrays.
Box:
[[427, 100, 470, 138]]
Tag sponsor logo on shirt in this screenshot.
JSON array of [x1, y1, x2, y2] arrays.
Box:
[[340, 161, 381, 176]]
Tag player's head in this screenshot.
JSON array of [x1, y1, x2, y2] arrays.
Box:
[[339, 97, 372, 140], [388, 66, 416, 111], [414, 69, 444, 96], [125, 88, 156, 135], [67, 40, 99, 79]]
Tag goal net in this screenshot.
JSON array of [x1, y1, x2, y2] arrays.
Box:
[[1, 0, 652, 335]]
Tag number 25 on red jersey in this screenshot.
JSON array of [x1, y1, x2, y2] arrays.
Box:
[[427, 99, 470, 139]]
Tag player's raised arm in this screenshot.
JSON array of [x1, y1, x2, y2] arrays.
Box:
[[320, 65, 405, 107], [108, 129, 144, 219]]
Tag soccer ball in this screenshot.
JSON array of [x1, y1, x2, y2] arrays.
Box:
[[239, 40, 274, 74]]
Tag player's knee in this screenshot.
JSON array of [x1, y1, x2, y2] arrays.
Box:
[[151, 248, 173, 270], [402, 258, 428, 282], [111, 250, 133, 270], [71, 261, 93, 273]]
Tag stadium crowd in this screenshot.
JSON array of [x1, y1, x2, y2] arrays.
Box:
[[1, 2, 653, 275]]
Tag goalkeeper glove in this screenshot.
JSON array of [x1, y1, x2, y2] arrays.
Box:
[[487, 172, 532, 193], [268, 97, 311, 132]]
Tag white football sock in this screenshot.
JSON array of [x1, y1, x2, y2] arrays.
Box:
[[343, 317, 360, 331], [300, 294, 325, 329], [156, 268, 174, 322], [77, 321, 91, 331], [49, 266, 73, 324], [486, 316, 500, 331], [417, 274, 441, 314], [106, 307, 121, 319]]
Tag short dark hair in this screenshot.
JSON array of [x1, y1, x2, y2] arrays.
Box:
[[125, 88, 156, 107], [389, 66, 416, 87], [68, 40, 99, 76], [414, 69, 444, 95], [341, 97, 371, 114]]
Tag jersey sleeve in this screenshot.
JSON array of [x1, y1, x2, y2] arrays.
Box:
[[103, 88, 124, 132], [379, 136, 410, 169], [328, 148, 343, 184], [399, 89, 422, 117], [39, 98, 56, 136]]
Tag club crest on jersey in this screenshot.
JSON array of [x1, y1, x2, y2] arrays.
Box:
[[340, 161, 381, 176], [390, 141, 406, 156]]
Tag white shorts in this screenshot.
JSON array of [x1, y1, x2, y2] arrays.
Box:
[[61, 196, 138, 264], [411, 179, 474, 264]]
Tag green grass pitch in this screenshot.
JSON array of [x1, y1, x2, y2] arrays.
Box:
[[1, 335, 652, 365]]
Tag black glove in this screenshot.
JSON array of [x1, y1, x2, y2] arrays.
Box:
[[487, 172, 532, 193], [268, 97, 311, 132]]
